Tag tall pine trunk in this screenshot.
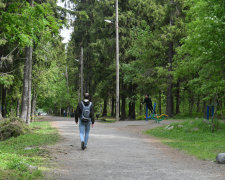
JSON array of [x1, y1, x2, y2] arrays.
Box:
[[158, 91, 162, 115], [26, 47, 32, 124], [188, 90, 194, 116], [0, 85, 2, 119], [166, 1, 174, 117], [2, 87, 7, 117], [175, 81, 180, 115], [166, 42, 173, 117], [31, 90, 36, 122], [21, 1, 33, 122], [20, 47, 31, 122], [16, 99, 20, 117], [121, 94, 126, 120], [102, 98, 107, 116], [139, 96, 143, 116], [111, 96, 115, 117], [128, 101, 136, 120]]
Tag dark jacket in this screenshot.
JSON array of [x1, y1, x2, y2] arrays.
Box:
[[143, 97, 153, 108], [75, 99, 95, 124]]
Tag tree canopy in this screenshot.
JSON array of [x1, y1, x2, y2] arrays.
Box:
[[0, 0, 224, 120]]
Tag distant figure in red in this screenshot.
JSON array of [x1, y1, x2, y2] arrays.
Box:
[[142, 95, 154, 113]]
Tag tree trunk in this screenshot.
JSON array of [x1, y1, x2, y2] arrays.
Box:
[[196, 96, 200, 113], [158, 91, 162, 115], [189, 95, 194, 116], [102, 98, 107, 116], [139, 96, 143, 116], [121, 94, 126, 120], [166, 0, 175, 117], [0, 85, 2, 119], [16, 99, 20, 117], [26, 46, 32, 124], [166, 78, 173, 117], [111, 96, 115, 117], [31, 90, 36, 122], [2, 87, 7, 118], [20, 47, 31, 122], [175, 81, 180, 115], [128, 101, 136, 119]]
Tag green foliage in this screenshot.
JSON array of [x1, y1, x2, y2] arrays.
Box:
[[175, 0, 225, 101], [0, 74, 14, 87], [0, 1, 61, 47], [146, 119, 225, 160], [0, 121, 58, 179]]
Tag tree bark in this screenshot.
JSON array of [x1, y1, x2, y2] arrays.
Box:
[[188, 92, 194, 116], [166, 2, 174, 117], [158, 91, 162, 115], [139, 96, 143, 116], [128, 101, 136, 120], [196, 96, 200, 113], [121, 94, 126, 120], [0, 85, 2, 119], [2, 86, 7, 118], [175, 81, 180, 115], [16, 99, 20, 117], [20, 47, 31, 122], [26, 46, 32, 124], [31, 90, 36, 122], [102, 98, 107, 116], [111, 96, 115, 117], [166, 70, 173, 117], [21, 0, 33, 123]]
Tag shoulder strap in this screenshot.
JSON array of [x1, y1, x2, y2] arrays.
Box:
[[88, 102, 92, 108], [81, 101, 92, 108]]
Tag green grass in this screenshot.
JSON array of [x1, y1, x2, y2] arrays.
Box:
[[0, 121, 59, 179], [145, 119, 225, 161], [99, 117, 116, 123]]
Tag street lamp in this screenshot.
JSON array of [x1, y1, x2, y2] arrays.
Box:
[[105, 0, 119, 121], [104, 19, 113, 24], [115, 0, 119, 121], [75, 47, 83, 102]]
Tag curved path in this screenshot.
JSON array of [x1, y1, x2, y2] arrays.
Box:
[[44, 116, 225, 180]]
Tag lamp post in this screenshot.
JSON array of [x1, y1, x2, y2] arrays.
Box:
[[75, 47, 83, 102], [115, 0, 119, 121], [104, 0, 119, 121]]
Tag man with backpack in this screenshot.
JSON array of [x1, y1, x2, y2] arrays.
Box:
[[75, 93, 94, 150]]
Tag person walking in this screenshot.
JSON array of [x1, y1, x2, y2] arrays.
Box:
[[75, 93, 94, 150], [142, 94, 154, 113]]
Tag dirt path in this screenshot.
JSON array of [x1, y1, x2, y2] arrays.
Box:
[[44, 116, 225, 180]]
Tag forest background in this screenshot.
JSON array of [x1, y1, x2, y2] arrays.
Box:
[[0, 0, 224, 123]]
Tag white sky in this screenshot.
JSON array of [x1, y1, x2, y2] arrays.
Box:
[[57, 0, 75, 44]]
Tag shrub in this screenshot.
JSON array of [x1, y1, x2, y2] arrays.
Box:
[[0, 117, 30, 141], [136, 115, 145, 120]]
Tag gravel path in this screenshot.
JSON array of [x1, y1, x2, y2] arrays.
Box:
[[44, 116, 225, 180]]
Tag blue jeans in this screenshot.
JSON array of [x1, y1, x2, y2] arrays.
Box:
[[79, 119, 91, 146]]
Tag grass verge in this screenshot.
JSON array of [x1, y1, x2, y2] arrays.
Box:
[[99, 117, 116, 123], [145, 119, 225, 161], [0, 121, 59, 179]]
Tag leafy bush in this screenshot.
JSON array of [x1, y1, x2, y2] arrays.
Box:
[[136, 115, 145, 120], [0, 117, 30, 141]]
